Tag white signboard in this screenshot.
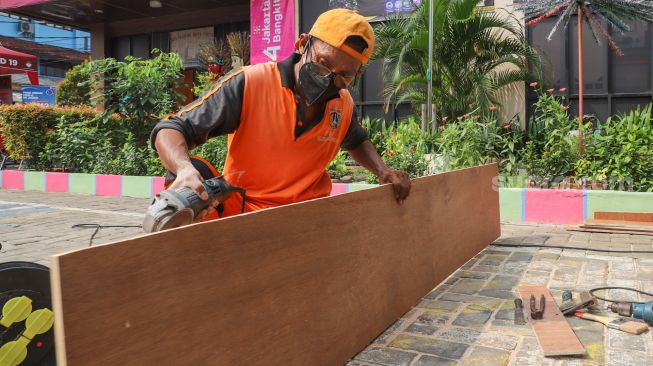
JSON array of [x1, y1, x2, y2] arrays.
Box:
[[170, 27, 215, 66]]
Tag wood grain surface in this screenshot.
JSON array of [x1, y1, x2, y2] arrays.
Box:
[[51, 164, 500, 366], [594, 211, 653, 222], [517, 286, 586, 357]]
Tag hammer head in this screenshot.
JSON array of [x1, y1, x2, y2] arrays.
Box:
[[560, 291, 598, 316]]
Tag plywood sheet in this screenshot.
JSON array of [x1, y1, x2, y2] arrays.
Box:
[[517, 286, 586, 357], [594, 211, 653, 222], [51, 164, 500, 366]]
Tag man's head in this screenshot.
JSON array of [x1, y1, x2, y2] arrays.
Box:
[[294, 9, 374, 106]]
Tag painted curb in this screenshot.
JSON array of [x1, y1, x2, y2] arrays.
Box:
[[1, 170, 652, 224]]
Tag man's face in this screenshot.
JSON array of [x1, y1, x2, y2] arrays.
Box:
[[297, 35, 362, 90]]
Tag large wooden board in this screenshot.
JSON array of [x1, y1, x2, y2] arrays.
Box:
[[517, 286, 586, 357], [51, 164, 500, 366]]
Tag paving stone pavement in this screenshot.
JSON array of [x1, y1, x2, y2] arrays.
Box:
[[1, 190, 653, 365], [0, 190, 149, 265]]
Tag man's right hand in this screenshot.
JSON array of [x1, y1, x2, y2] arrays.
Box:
[[169, 165, 216, 220]]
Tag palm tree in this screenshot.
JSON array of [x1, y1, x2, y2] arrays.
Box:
[[374, 0, 540, 128], [516, 0, 653, 155]]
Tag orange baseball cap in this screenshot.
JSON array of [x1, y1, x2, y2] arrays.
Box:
[[298, 8, 375, 65]]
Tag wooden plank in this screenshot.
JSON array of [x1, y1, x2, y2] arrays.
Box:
[[594, 211, 653, 222], [51, 164, 500, 366], [584, 219, 653, 229], [517, 286, 586, 357], [567, 226, 653, 236]]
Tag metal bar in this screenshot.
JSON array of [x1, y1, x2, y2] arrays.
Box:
[[426, 0, 434, 131], [578, 7, 584, 156]]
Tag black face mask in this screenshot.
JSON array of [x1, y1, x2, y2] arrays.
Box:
[[297, 41, 341, 106]]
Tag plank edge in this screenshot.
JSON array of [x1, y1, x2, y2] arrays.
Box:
[[50, 256, 68, 366]]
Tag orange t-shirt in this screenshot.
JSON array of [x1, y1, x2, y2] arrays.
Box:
[[219, 62, 354, 218]]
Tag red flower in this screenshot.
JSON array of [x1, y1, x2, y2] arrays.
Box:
[[529, 82, 538, 87], [438, 124, 445, 130], [488, 105, 497, 111], [559, 87, 567, 92], [502, 123, 511, 129], [547, 88, 555, 93]]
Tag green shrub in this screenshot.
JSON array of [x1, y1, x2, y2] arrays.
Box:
[[91, 134, 164, 176], [83, 50, 185, 145], [56, 62, 92, 107], [42, 111, 127, 172], [519, 91, 578, 185], [327, 150, 349, 179], [0, 105, 64, 165], [366, 118, 429, 183], [191, 136, 229, 172], [193, 71, 218, 98], [576, 104, 653, 191]]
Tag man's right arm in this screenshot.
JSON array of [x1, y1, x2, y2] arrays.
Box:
[[151, 68, 245, 199]]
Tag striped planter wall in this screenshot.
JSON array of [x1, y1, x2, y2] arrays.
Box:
[[2, 170, 651, 224]]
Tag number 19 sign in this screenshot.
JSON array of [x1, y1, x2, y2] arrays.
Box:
[[250, 0, 295, 65]]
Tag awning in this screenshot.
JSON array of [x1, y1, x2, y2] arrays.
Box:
[[0, 45, 38, 85], [0, 0, 54, 9]]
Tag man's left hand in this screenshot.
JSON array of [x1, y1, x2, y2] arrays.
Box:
[[379, 169, 411, 204]]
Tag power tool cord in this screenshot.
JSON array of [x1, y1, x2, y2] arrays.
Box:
[[588, 287, 653, 304], [72, 224, 142, 247], [490, 243, 653, 304]]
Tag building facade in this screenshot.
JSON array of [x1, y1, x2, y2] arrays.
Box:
[[0, 12, 89, 101], [4, 0, 651, 123]]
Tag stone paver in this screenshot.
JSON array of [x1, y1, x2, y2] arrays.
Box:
[[353, 222, 653, 365], [0, 190, 148, 266], [2, 190, 653, 365]]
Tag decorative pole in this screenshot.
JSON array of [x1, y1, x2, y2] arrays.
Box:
[[577, 6, 584, 156], [426, 0, 434, 131]]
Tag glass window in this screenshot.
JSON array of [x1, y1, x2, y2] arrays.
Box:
[[110, 37, 130, 61], [529, 18, 567, 89], [570, 17, 608, 94], [611, 20, 651, 93], [568, 98, 609, 122], [131, 34, 151, 60], [612, 97, 652, 116], [363, 59, 384, 102]]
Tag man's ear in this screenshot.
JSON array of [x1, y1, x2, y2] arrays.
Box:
[[297, 33, 310, 54]]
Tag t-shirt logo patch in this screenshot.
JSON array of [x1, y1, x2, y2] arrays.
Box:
[[329, 108, 342, 130]]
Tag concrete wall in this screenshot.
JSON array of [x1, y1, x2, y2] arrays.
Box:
[[2, 170, 652, 224]]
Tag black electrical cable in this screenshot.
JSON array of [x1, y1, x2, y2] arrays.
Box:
[[72, 224, 142, 247], [490, 243, 653, 254], [588, 287, 653, 304]]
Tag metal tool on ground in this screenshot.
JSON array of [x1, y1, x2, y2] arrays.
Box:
[[530, 294, 545, 320], [588, 287, 653, 326], [514, 298, 526, 325], [608, 301, 653, 327], [559, 290, 598, 316], [575, 311, 649, 335], [143, 176, 246, 233], [518, 286, 586, 357]]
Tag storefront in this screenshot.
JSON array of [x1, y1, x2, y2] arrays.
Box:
[[1, 0, 412, 118]]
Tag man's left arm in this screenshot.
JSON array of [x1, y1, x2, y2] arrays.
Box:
[[341, 111, 411, 204]]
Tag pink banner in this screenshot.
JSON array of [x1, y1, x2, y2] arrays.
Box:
[[0, 0, 54, 9], [250, 0, 295, 65]]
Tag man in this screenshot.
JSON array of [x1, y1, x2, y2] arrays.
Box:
[[151, 9, 411, 220]]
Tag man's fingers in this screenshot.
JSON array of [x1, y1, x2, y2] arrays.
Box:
[[194, 183, 209, 200]]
